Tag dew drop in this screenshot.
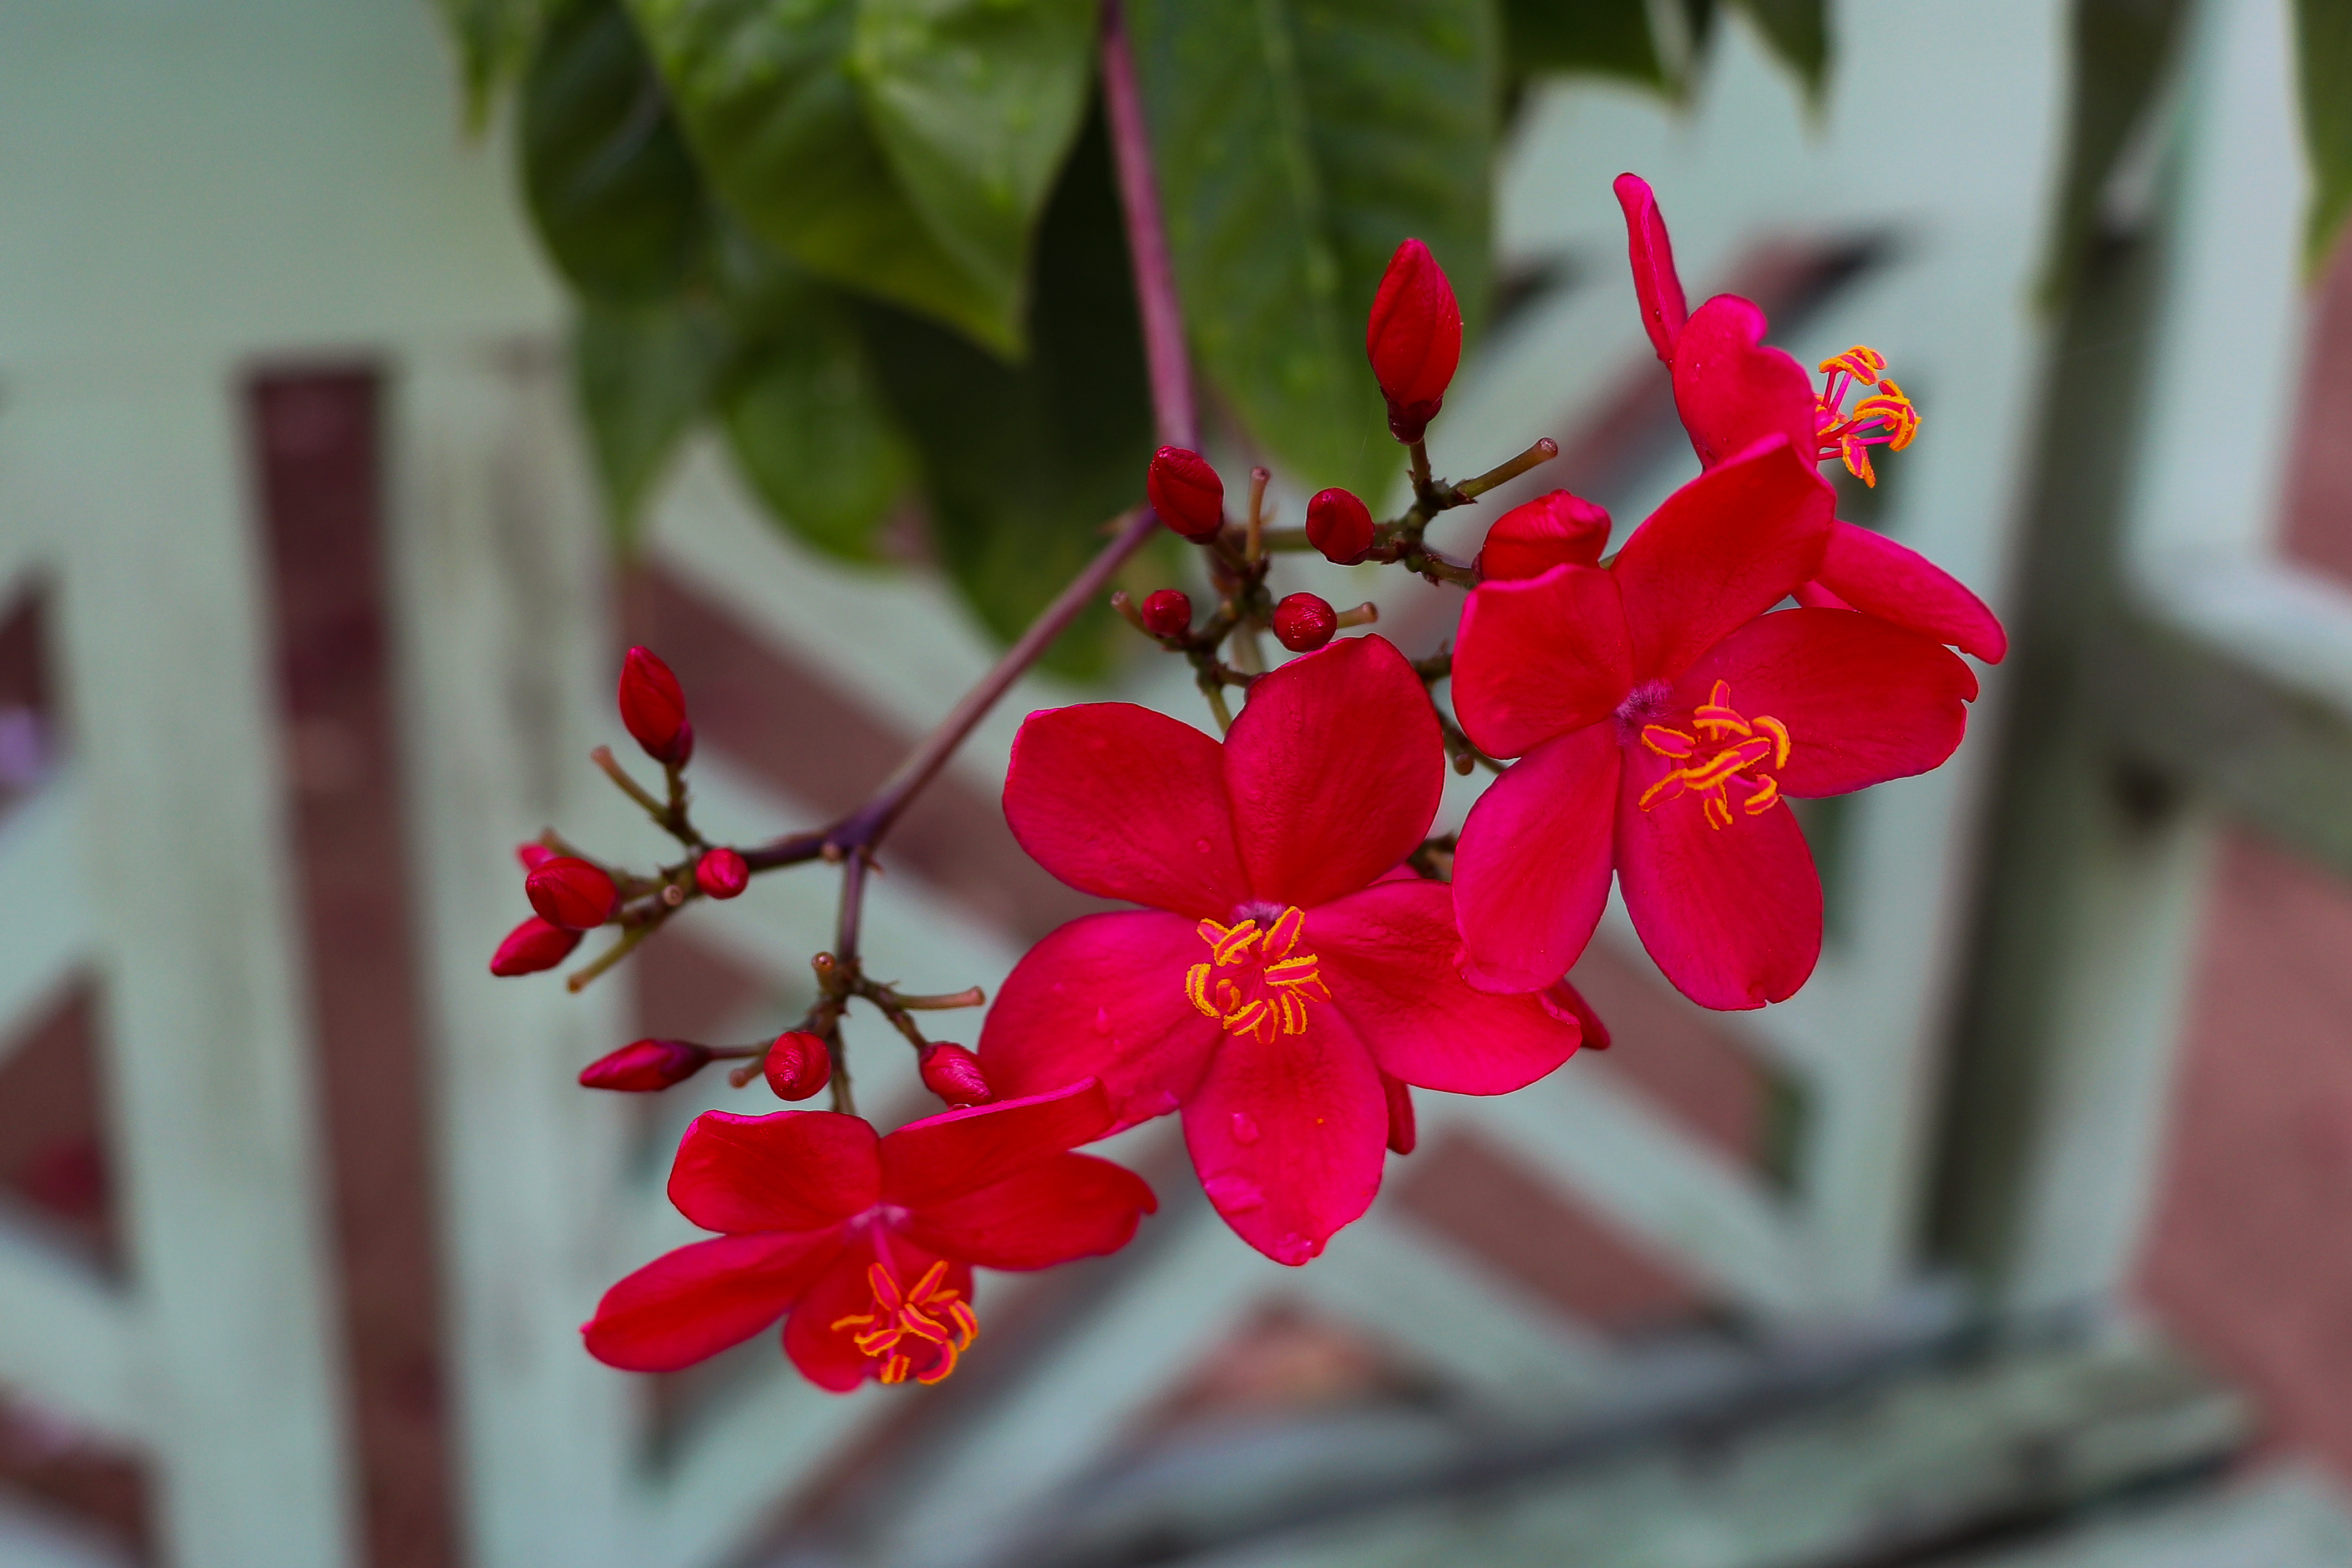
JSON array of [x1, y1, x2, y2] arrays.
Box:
[[1195, 838, 1211, 854], [1203, 1174, 1264, 1213], [1093, 1006, 1113, 1036], [1229, 1111, 1260, 1145], [1271, 1232, 1319, 1266]]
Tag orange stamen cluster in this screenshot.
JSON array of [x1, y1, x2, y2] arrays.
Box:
[[1815, 345, 1919, 488], [1185, 906, 1330, 1043], [830, 1259, 979, 1386], [1638, 681, 1792, 829]]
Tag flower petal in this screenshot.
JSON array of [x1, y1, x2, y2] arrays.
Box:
[[899, 1153, 1157, 1270], [1614, 172, 1690, 361], [1669, 294, 1818, 470], [583, 1230, 844, 1373], [1181, 1011, 1388, 1265], [1453, 564, 1631, 759], [1815, 520, 2008, 663], [1616, 745, 1822, 1010], [1004, 702, 1249, 917], [1315, 879, 1583, 1094], [1542, 979, 1611, 1051], [1451, 724, 1622, 992], [977, 910, 1224, 1133], [1676, 608, 1977, 798], [1224, 636, 1443, 908], [1476, 490, 1611, 581], [1382, 1073, 1417, 1154], [881, 1079, 1117, 1210], [667, 1110, 879, 1235], [1610, 435, 1833, 682]]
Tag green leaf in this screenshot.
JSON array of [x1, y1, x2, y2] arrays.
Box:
[[1727, 0, 1828, 102], [1501, 0, 1667, 90], [521, 0, 710, 302], [851, 0, 1099, 330], [719, 280, 916, 562], [2298, 0, 2352, 268], [625, 0, 1089, 356], [2035, 0, 2189, 305], [856, 111, 1156, 677], [437, 0, 550, 127], [574, 295, 732, 544], [1126, 0, 1498, 499]]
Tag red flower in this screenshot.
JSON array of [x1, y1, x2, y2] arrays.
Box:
[[582, 1082, 1154, 1389], [489, 915, 580, 976], [695, 846, 749, 900], [1450, 437, 1979, 1009], [525, 855, 618, 930], [619, 646, 695, 765], [1367, 239, 1463, 443], [977, 637, 1589, 1265], [1147, 446, 1225, 541], [1612, 173, 2005, 663], [580, 1038, 711, 1092], [1476, 490, 1612, 582], [1306, 487, 1376, 566]]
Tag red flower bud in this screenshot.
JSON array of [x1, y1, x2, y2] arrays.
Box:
[[1305, 488, 1375, 565], [525, 855, 619, 930], [1476, 490, 1613, 582], [619, 646, 693, 766], [763, 1030, 833, 1102], [579, 1038, 711, 1092], [515, 842, 559, 871], [489, 916, 582, 976], [1140, 588, 1193, 638], [1271, 593, 1337, 653], [918, 1042, 992, 1107], [1147, 447, 1225, 541], [1366, 239, 1462, 444], [695, 846, 749, 900]]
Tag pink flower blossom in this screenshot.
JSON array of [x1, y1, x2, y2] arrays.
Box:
[[978, 637, 1590, 1266], [582, 1081, 1153, 1390], [1613, 172, 2006, 663], [1451, 437, 1980, 1009]]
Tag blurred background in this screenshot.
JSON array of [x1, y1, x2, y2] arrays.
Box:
[[4, 0, 2352, 1564]]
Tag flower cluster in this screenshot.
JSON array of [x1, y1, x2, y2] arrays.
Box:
[[494, 175, 2001, 1396]]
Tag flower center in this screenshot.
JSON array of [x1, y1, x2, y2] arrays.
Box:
[[829, 1259, 979, 1386], [1184, 905, 1331, 1044], [1815, 345, 1919, 488], [1636, 681, 1792, 829]]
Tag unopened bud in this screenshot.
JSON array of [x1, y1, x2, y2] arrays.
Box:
[[919, 1042, 992, 1107], [1305, 488, 1375, 565], [696, 846, 749, 900], [515, 842, 559, 871], [1271, 593, 1338, 653], [1140, 589, 1193, 639], [579, 1038, 711, 1092], [1147, 447, 1225, 541], [525, 855, 620, 930], [489, 916, 583, 977], [1477, 490, 1612, 582], [619, 647, 693, 766], [764, 1030, 833, 1101], [1366, 239, 1462, 444]]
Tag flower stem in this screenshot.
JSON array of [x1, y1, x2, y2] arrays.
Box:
[[1101, 0, 1195, 451]]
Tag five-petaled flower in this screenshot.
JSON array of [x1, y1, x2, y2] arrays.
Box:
[[1613, 172, 2006, 664], [1450, 435, 1980, 1010], [977, 636, 1591, 1266], [582, 1080, 1154, 1391]]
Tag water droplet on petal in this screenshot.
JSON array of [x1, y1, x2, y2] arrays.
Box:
[[1229, 1112, 1259, 1145], [1271, 1232, 1319, 1266], [1093, 1006, 1112, 1035], [1195, 838, 1211, 854], [1203, 1174, 1264, 1213]]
